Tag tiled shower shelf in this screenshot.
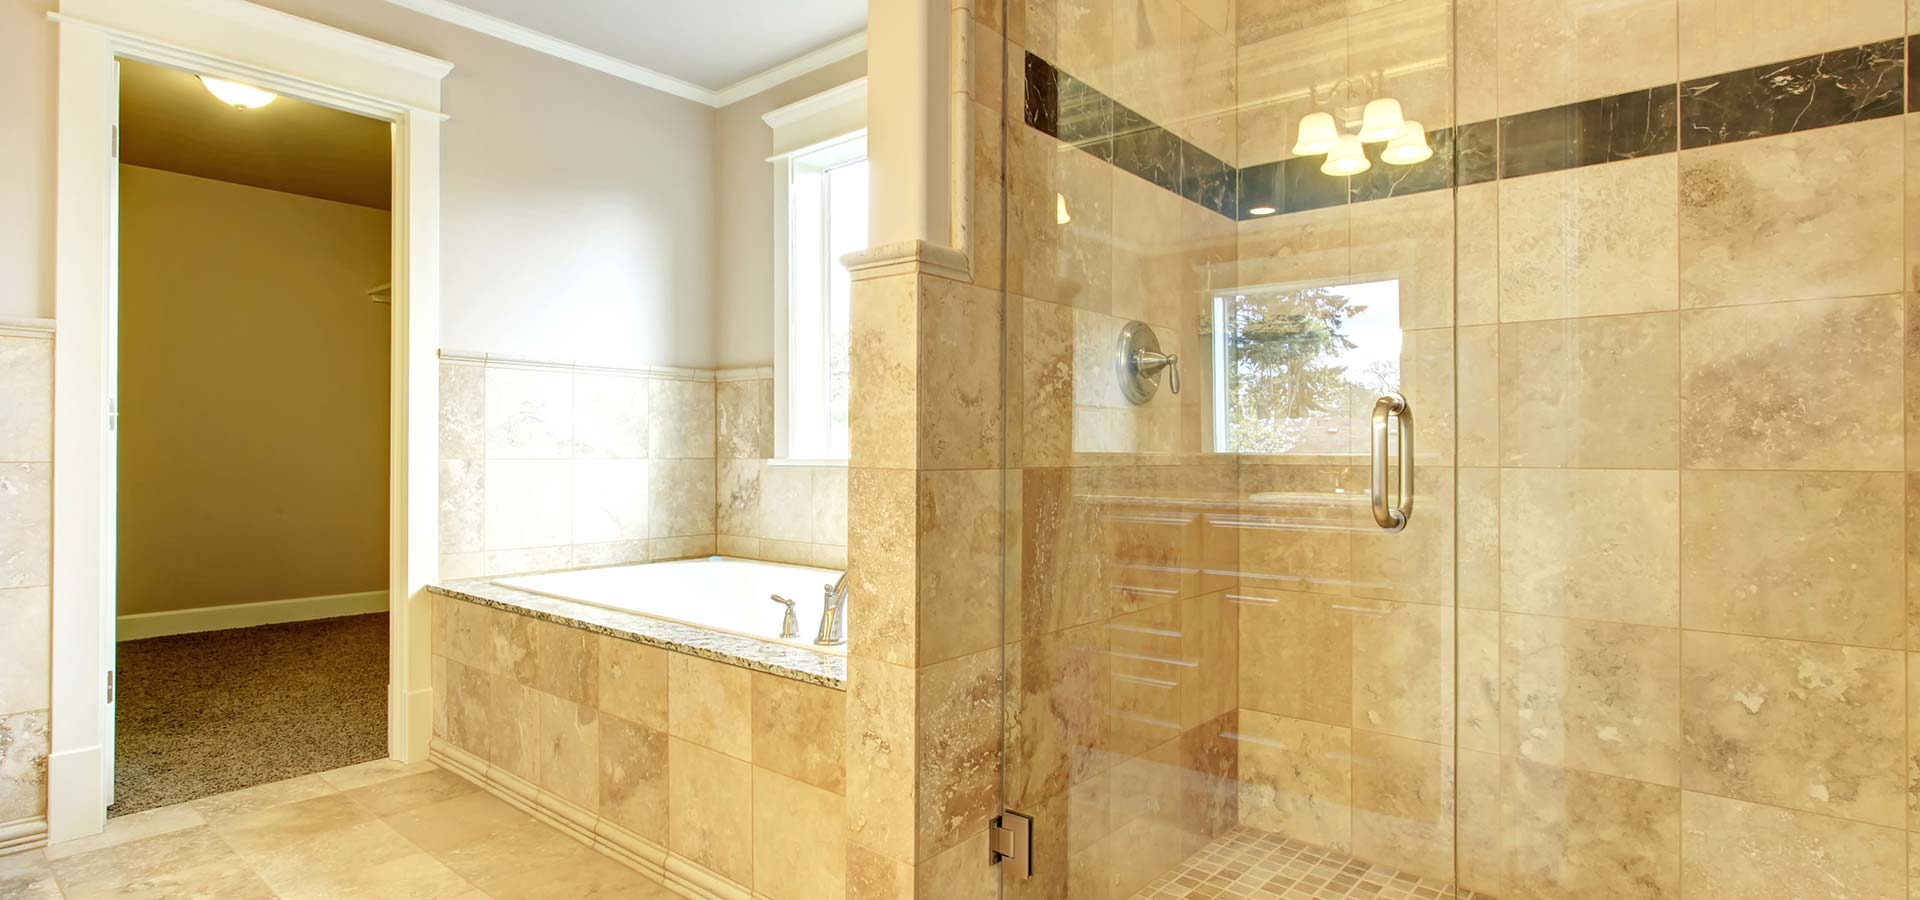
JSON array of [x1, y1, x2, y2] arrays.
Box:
[[429, 578, 847, 689], [1131, 826, 1492, 900]]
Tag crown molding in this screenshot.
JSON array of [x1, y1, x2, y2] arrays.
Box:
[[715, 31, 866, 106], [380, 0, 864, 108], [761, 76, 868, 129]]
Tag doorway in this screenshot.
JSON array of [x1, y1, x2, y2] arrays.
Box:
[[105, 57, 394, 814]]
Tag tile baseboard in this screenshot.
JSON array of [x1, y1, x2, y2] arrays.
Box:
[[429, 739, 749, 900]]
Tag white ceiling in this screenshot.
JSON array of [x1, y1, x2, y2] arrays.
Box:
[[388, 0, 866, 104]]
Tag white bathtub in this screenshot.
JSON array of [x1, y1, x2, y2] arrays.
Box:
[[492, 557, 849, 657]]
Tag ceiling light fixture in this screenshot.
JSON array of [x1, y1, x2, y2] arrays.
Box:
[[1321, 134, 1371, 177], [1381, 122, 1434, 166], [1247, 205, 1277, 216], [199, 76, 276, 110], [1357, 98, 1408, 143], [1290, 112, 1340, 156]]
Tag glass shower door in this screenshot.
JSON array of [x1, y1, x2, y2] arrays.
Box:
[[996, 0, 1460, 895]]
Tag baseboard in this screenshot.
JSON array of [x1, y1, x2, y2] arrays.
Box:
[[428, 739, 750, 900], [0, 816, 49, 856], [116, 590, 389, 641]]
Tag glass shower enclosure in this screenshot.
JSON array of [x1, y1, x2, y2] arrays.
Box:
[[992, 0, 1915, 897]]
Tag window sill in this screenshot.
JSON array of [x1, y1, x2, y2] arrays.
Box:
[[769, 457, 849, 468]]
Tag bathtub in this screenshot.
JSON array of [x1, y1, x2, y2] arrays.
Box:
[[492, 557, 849, 657]]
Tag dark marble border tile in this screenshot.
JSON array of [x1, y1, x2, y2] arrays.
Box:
[[1023, 52, 1058, 137], [1576, 86, 1679, 165], [1453, 120, 1498, 186], [1351, 127, 1454, 202], [1682, 38, 1904, 149]]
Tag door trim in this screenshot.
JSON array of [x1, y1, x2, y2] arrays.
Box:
[[47, 0, 450, 843]]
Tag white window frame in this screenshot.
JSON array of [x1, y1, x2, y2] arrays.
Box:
[[765, 78, 867, 466]]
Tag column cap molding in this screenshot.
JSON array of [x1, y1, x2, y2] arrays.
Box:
[[842, 240, 972, 283]]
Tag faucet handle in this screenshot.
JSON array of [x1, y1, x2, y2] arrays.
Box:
[[770, 594, 795, 608], [770, 594, 799, 639]]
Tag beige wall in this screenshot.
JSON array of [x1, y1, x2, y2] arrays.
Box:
[[0, 0, 55, 321], [116, 165, 391, 616], [3, 0, 725, 368], [711, 54, 867, 369]]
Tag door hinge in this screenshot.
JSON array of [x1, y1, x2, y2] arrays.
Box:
[[111, 124, 119, 159], [988, 809, 1032, 877], [106, 670, 115, 704], [108, 398, 118, 431]]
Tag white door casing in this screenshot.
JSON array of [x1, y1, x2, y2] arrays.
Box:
[[48, 0, 450, 843]]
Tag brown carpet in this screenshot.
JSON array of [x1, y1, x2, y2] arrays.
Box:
[[109, 613, 389, 816]]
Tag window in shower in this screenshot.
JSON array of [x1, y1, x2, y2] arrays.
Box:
[[1210, 278, 1402, 455], [778, 134, 866, 462]]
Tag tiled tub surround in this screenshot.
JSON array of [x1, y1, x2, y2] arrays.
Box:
[[427, 589, 847, 900], [714, 373, 849, 569], [439, 353, 721, 580], [0, 322, 53, 853]]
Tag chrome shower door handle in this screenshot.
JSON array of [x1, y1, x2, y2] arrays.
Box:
[[1370, 392, 1413, 532]]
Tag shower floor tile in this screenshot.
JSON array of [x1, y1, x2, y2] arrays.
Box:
[[1127, 825, 1495, 900]]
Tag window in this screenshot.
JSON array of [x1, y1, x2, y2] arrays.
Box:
[[1211, 278, 1402, 455], [779, 134, 867, 462]]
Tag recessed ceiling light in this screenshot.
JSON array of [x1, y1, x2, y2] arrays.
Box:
[[1247, 206, 1277, 216]]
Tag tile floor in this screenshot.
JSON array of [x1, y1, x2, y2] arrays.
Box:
[[1127, 826, 1493, 900], [0, 759, 678, 900]]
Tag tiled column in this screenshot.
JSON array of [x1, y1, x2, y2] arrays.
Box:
[[844, 242, 1005, 900]]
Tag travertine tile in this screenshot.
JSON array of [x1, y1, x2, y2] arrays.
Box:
[[1499, 467, 1679, 625], [1457, 467, 1501, 612], [1681, 790, 1904, 900], [759, 464, 814, 543], [536, 692, 598, 809], [646, 458, 716, 538], [1501, 156, 1680, 321], [716, 378, 773, 460], [1498, 0, 1677, 115], [917, 469, 1003, 664], [1351, 600, 1452, 744], [1011, 297, 1073, 468], [484, 366, 571, 460], [49, 824, 277, 900], [526, 617, 596, 706], [1350, 465, 1455, 606], [570, 372, 649, 459], [667, 737, 753, 886], [1498, 312, 1680, 469], [337, 767, 476, 818], [1238, 709, 1352, 851], [1003, 623, 1107, 812], [597, 635, 667, 732], [438, 362, 484, 461], [752, 768, 847, 900], [1350, 730, 1453, 882], [1677, 0, 1904, 79], [918, 277, 1003, 470], [0, 709, 49, 820], [569, 458, 649, 544], [1682, 631, 1904, 827], [0, 587, 48, 716], [1679, 118, 1903, 309], [1237, 464, 1355, 596], [598, 711, 669, 844], [916, 648, 1002, 861], [0, 336, 52, 462], [438, 460, 484, 554], [848, 468, 917, 666], [845, 657, 916, 863], [849, 274, 918, 470], [1680, 294, 1904, 471], [482, 459, 570, 551], [812, 466, 849, 546], [1458, 607, 1501, 755], [1503, 757, 1680, 900], [751, 672, 846, 795], [1350, 190, 1455, 331], [716, 458, 764, 538], [0, 463, 50, 588], [1682, 470, 1904, 647], [647, 378, 715, 460], [667, 653, 751, 759], [1501, 613, 1682, 785], [1456, 748, 1507, 896], [1108, 740, 1190, 897], [1457, 326, 1499, 467]]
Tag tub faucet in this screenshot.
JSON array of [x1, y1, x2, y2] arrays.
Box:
[[769, 594, 799, 638], [815, 572, 848, 647]]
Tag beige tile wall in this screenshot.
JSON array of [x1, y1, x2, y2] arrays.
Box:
[[0, 327, 52, 832], [714, 374, 849, 568], [438, 356, 718, 579], [430, 593, 846, 899]]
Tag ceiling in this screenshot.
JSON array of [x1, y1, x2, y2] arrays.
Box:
[[389, 0, 866, 101], [118, 59, 392, 210]]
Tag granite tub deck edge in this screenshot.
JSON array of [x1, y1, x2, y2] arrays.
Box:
[[428, 578, 849, 690]]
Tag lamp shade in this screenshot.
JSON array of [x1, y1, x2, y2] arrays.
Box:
[[1381, 121, 1433, 165], [1321, 134, 1371, 176], [1291, 112, 1340, 156], [1357, 98, 1406, 143]]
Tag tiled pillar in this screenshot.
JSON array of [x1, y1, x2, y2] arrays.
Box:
[[844, 243, 1005, 900]]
